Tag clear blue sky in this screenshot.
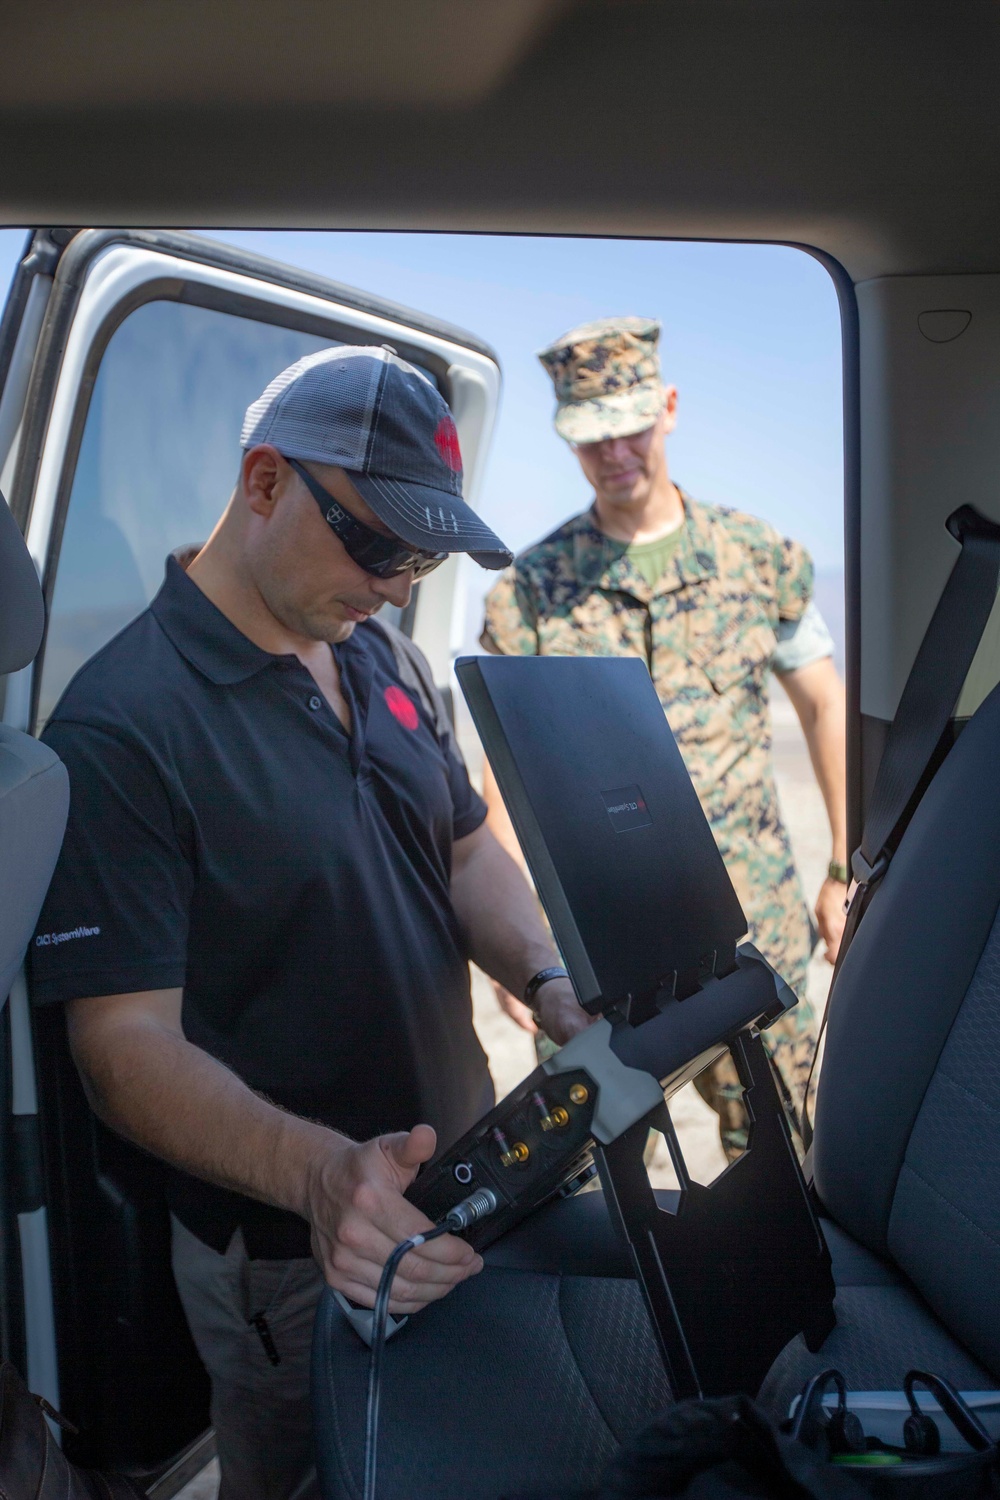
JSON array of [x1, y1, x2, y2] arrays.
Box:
[[0, 227, 844, 638]]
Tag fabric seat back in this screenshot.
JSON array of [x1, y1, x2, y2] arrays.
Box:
[[814, 677, 1000, 1375], [0, 498, 68, 997], [0, 728, 69, 1000]]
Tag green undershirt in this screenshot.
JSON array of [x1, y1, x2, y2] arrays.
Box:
[[626, 527, 683, 589]]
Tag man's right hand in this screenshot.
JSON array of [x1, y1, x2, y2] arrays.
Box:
[[304, 1123, 484, 1314], [534, 977, 596, 1045], [66, 992, 481, 1316]]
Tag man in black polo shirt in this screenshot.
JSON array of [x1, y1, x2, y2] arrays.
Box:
[[32, 346, 589, 1500]]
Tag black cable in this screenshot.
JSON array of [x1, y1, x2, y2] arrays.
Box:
[[362, 1188, 498, 1500], [362, 1224, 448, 1500]]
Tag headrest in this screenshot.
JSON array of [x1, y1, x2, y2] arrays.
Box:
[[0, 495, 44, 676]]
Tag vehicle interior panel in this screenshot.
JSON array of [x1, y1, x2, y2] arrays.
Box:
[[0, 3, 997, 288], [858, 274, 1000, 728]]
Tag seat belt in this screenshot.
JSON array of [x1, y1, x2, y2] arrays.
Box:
[[841, 506, 1000, 959], [801, 504, 1000, 1153]]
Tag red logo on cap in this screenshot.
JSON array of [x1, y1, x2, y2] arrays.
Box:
[[384, 685, 419, 731], [434, 415, 462, 473]]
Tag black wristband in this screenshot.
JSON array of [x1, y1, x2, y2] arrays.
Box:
[[523, 966, 569, 1007]]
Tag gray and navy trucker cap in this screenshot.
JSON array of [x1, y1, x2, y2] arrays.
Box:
[[241, 345, 512, 569]]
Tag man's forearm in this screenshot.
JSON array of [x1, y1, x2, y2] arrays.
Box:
[[803, 696, 848, 862], [69, 1003, 338, 1219], [451, 826, 592, 1043], [779, 658, 850, 962], [451, 826, 557, 996], [780, 659, 847, 860], [68, 994, 481, 1309]]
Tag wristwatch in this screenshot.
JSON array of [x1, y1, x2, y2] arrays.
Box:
[[827, 859, 849, 885], [523, 966, 569, 1024]]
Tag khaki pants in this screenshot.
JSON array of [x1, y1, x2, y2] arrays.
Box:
[[170, 1215, 325, 1500]]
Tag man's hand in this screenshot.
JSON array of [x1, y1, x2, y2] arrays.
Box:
[[532, 977, 595, 1044], [492, 975, 596, 1044], [815, 876, 848, 965], [66, 992, 480, 1316], [304, 1123, 483, 1314]]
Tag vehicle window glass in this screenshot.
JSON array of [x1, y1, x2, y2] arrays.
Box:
[[38, 299, 406, 730]]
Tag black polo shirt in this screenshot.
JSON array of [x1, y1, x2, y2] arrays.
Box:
[[32, 558, 493, 1257]]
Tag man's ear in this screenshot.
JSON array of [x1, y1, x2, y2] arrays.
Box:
[[241, 444, 283, 518], [661, 385, 679, 437]]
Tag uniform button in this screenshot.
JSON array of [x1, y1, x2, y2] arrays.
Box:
[[308, 695, 323, 711]]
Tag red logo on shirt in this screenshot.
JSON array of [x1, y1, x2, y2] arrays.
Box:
[[384, 685, 419, 731], [433, 415, 462, 473]]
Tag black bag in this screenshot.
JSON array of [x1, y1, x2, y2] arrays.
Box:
[[511, 1369, 999, 1500], [0, 1359, 146, 1499]]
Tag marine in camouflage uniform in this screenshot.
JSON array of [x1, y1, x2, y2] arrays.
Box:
[[482, 316, 844, 1156]]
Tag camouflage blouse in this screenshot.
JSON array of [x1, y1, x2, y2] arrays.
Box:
[[481, 491, 818, 994]]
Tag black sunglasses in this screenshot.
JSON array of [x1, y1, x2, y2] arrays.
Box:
[[286, 458, 448, 581]]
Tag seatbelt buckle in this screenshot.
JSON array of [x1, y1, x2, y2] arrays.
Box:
[[850, 848, 889, 891]]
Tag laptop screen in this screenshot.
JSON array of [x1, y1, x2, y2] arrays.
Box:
[[457, 654, 747, 1014]]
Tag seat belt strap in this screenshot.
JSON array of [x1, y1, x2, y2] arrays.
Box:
[[852, 505, 1000, 894], [845, 505, 1000, 942], [802, 505, 1000, 1154]]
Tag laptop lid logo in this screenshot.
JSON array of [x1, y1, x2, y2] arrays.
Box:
[[600, 784, 654, 833]]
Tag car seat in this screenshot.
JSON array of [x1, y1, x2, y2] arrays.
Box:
[[0, 495, 68, 1004], [312, 677, 1000, 1500]]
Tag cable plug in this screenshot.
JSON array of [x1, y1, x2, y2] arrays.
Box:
[[443, 1187, 498, 1233]]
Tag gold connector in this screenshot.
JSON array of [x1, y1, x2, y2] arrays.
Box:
[[548, 1105, 570, 1128], [568, 1084, 589, 1105], [500, 1141, 530, 1167]]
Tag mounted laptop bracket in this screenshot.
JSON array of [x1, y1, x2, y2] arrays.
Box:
[[409, 942, 835, 1398], [407, 653, 835, 1396], [595, 947, 835, 1398]]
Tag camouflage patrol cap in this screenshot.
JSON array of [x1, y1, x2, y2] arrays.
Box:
[[537, 315, 666, 443]]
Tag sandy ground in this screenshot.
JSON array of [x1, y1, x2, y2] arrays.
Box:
[[176, 680, 833, 1499]]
